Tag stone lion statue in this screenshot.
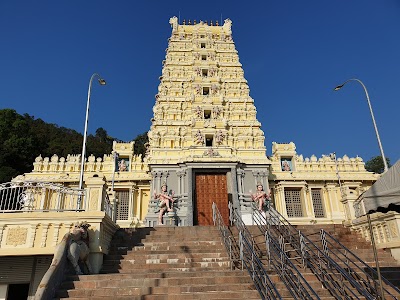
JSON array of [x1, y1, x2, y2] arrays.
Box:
[[67, 221, 92, 275]]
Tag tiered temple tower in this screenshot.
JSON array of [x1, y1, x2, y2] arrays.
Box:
[[145, 17, 270, 226]]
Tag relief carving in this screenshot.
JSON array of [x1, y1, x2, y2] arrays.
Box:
[[6, 226, 28, 246], [90, 189, 99, 210], [389, 222, 398, 238]]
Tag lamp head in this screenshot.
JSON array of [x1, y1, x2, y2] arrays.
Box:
[[98, 78, 106, 85], [334, 84, 344, 91]]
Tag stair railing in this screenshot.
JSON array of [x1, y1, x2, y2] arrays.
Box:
[[232, 206, 320, 300], [253, 206, 400, 299], [318, 229, 400, 299], [212, 203, 282, 300], [258, 208, 371, 298], [212, 202, 236, 270]]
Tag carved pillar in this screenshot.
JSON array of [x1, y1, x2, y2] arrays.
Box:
[[236, 169, 245, 201], [30, 224, 37, 248], [252, 171, 260, 187], [151, 171, 157, 198], [85, 177, 107, 212], [0, 225, 5, 245], [187, 167, 193, 226], [231, 167, 239, 210], [275, 184, 287, 218], [260, 170, 269, 191], [321, 186, 333, 219], [303, 185, 313, 218], [324, 183, 342, 221], [177, 171, 183, 195], [52, 224, 61, 246], [41, 224, 49, 247], [130, 186, 137, 220]]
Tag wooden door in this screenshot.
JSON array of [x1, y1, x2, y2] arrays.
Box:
[[195, 173, 229, 225]]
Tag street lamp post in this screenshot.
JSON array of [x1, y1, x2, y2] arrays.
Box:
[[334, 78, 388, 172], [78, 73, 107, 198], [335, 78, 386, 299]]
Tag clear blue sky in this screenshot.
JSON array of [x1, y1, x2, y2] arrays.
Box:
[[1, 1, 399, 164]]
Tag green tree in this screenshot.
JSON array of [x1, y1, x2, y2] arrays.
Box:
[[365, 155, 391, 174], [0, 110, 39, 182], [0, 109, 118, 182], [87, 128, 114, 158], [133, 132, 149, 159]]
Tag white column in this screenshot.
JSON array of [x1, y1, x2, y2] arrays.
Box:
[[0, 285, 8, 300]]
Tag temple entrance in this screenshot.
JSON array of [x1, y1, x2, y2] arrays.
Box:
[[195, 173, 229, 225]]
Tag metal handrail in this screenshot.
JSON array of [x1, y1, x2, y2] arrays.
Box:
[[0, 181, 85, 212], [102, 192, 113, 218], [253, 206, 400, 299], [253, 207, 370, 298], [320, 229, 400, 299], [232, 207, 319, 300], [212, 203, 281, 300], [264, 230, 321, 299], [212, 202, 237, 270]]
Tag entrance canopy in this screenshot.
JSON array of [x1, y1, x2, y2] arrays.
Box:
[[355, 160, 400, 216]]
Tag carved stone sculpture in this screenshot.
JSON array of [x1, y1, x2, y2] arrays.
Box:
[[67, 221, 92, 275], [154, 183, 175, 225]]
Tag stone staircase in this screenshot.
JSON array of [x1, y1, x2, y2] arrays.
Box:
[[55, 226, 261, 300], [54, 224, 400, 299]]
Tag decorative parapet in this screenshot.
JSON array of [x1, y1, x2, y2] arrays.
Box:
[[169, 16, 233, 36], [350, 212, 400, 260], [270, 142, 376, 179], [32, 153, 147, 174]]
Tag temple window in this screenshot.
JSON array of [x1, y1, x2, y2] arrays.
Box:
[[205, 135, 213, 147], [203, 87, 210, 95], [284, 188, 303, 217], [202, 55, 207, 61], [202, 69, 208, 77], [311, 189, 325, 218], [116, 190, 130, 221], [201, 43, 206, 48], [204, 110, 211, 119]]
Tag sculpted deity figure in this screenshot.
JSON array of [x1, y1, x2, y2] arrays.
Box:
[[215, 130, 225, 145], [213, 106, 222, 118], [282, 160, 291, 171], [154, 183, 175, 225], [251, 184, 271, 212], [210, 84, 218, 95], [195, 106, 202, 118], [118, 159, 128, 172], [193, 84, 201, 95], [194, 130, 204, 145]]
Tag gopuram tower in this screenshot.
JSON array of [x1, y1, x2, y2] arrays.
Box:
[[145, 17, 270, 226]]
